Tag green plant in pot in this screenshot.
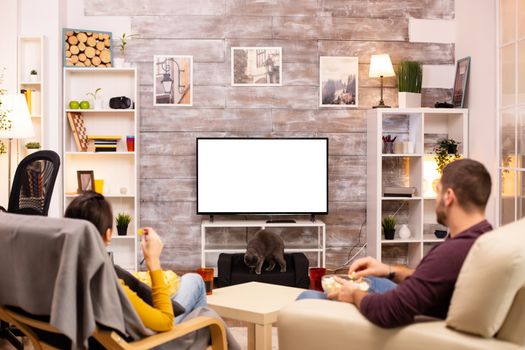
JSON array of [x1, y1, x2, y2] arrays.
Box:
[[434, 138, 461, 174], [25, 142, 41, 154], [382, 215, 396, 240], [397, 61, 422, 108], [116, 213, 132, 236]]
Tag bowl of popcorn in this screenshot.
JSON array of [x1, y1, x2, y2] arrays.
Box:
[[321, 272, 370, 294]]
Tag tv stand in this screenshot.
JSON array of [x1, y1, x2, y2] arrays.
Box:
[[200, 219, 326, 269]]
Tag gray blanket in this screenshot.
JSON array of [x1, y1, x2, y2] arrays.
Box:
[[0, 212, 153, 349]]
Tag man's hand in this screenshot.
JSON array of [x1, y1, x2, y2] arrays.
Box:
[[349, 256, 389, 278], [327, 276, 360, 303]]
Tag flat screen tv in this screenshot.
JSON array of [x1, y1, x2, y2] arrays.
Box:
[[197, 138, 328, 215]]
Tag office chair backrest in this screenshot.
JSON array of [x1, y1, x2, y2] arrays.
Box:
[[8, 150, 60, 216]]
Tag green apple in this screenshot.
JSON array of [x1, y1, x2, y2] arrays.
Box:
[[79, 100, 90, 109], [69, 100, 80, 109]]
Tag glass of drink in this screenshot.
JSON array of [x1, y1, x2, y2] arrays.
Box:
[[196, 267, 214, 295]]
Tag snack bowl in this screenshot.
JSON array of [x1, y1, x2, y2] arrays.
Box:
[[321, 274, 370, 294]]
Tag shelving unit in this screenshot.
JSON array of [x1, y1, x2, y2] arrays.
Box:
[[367, 108, 468, 268], [17, 36, 44, 153], [201, 219, 326, 270], [63, 67, 138, 271]]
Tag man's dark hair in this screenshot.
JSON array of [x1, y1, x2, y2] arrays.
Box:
[[64, 191, 113, 237], [441, 159, 491, 212]]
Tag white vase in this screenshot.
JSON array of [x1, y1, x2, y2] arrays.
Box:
[[398, 92, 421, 108], [29, 74, 39, 82], [94, 99, 104, 109], [399, 224, 411, 239], [113, 58, 125, 68], [26, 148, 40, 155]]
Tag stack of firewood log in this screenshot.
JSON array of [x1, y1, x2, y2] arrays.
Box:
[[64, 31, 112, 67]]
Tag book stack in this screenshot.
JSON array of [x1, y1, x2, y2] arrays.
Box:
[[87, 136, 121, 152]]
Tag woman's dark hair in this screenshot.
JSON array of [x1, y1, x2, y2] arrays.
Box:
[[64, 191, 113, 237]]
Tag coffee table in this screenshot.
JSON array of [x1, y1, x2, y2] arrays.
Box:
[[207, 282, 305, 350]]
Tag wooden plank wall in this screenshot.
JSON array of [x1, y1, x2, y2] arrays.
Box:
[[86, 0, 455, 271]]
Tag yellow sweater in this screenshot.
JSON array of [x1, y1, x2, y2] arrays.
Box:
[[119, 269, 174, 332]]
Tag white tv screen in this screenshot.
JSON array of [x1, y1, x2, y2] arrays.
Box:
[[197, 138, 328, 214]]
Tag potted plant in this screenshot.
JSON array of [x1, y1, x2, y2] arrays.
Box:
[[86, 88, 103, 109], [25, 142, 41, 154], [382, 215, 396, 240], [29, 69, 38, 82], [396, 61, 422, 108], [0, 89, 10, 155], [116, 213, 132, 236], [114, 33, 139, 67], [434, 138, 461, 174]]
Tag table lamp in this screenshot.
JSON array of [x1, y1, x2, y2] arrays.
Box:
[[0, 93, 35, 196], [369, 54, 395, 108]]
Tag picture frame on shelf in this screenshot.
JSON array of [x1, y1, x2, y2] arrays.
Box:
[[153, 55, 193, 106], [62, 28, 113, 68], [320, 56, 359, 108], [77, 170, 95, 193], [231, 47, 282, 86], [452, 56, 470, 108]]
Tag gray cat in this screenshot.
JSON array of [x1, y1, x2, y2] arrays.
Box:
[[244, 229, 286, 275]]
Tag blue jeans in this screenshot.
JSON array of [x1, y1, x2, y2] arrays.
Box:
[[296, 276, 397, 300], [172, 273, 208, 323]]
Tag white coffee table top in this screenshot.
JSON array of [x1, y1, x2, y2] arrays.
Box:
[[207, 282, 305, 325]]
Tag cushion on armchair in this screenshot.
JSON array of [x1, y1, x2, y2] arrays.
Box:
[[446, 218, 525, 340], [217, 253, 309, 288]]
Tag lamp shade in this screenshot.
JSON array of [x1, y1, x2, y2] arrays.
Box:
[[0, 93, 34, 139], [369, 54, 395, 78]]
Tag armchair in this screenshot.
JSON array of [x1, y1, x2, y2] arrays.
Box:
[[0, 212, 227, 350], [277, 218, 525, 350]]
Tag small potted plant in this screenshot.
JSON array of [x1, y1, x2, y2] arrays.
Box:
[[116, 213, 132, 236], [434, 138, 461, 174], [382, 215, 396, 240], [397, 61, 422, 108], [114, 33, 139, 67], [25, 142, 41, 154], [86, 88, 103, 109], [29, 69, 38, 82]]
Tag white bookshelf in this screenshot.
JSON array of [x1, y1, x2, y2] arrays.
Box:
[[63, 67, 138, 271], [367, 108, 468, 268], [17, 36, 44, 153]]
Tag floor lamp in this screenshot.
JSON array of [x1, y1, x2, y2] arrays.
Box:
[[0, 93, 34, 197], [369, 54, 396, 108]]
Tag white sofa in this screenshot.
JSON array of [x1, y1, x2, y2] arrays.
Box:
[[277, 218, 525, 350]]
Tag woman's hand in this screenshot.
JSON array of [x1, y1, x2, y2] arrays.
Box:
[[349, 256, 389, 278], [141, 227, 163, 271]]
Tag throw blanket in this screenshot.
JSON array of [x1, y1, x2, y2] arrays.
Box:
[[0, 212, 152, 349]]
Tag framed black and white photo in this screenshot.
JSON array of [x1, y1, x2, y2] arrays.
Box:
[[77, 170, 94, 193], [231, 47, 282, 86], [320, 56, 358, 107], [153, 55, 193, 106], [452, 56, 470, 108]]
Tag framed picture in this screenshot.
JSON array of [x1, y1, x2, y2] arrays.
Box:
[[320, 56, 359, 107], [153, 55, 193, 106], [63, 28, 113, 68], [452, 56, 470, 108], [77, 170, 95, 193], [231, 47, 282, 86]]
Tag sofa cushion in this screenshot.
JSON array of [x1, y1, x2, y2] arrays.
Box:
[[446, 218, 525, 338]]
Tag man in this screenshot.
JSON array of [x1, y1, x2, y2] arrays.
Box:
[[298, 158, 493, 328]]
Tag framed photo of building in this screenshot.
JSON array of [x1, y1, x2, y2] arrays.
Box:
[[153, 55, 193, 106], [319, 56, 358, 107], [231, 47, 282, 86], [452, 56, 470, 108]]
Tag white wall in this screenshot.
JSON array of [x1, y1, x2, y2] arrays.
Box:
[[455, 0, 498, 225], [0, 0, 18, 207]]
